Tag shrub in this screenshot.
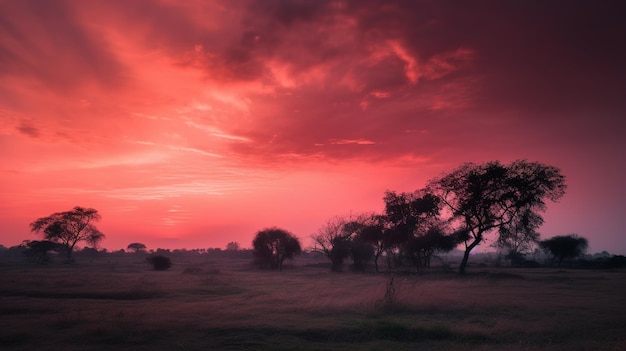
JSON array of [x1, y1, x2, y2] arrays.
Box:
[[147, 255, 172, 271]]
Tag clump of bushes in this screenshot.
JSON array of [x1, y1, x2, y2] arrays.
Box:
[[147, 255, 172, 271]]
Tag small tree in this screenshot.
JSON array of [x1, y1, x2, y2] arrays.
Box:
[[406, 225, 461, 269], [22, 240, 63, 263], [311, 217, 352, 271], [252, 227, 301, 270], [127, 242, 147, 253], [30, 206, 105, 261], [226, 241, 240, 251], [494, 210, 542, 260], [355, 216, 387, 272], [147, 255, 172, 270], [381, 190, 442, 271], [540, 234, 588, 266]]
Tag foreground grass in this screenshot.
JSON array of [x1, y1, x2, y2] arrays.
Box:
[[0, 256, 625, 350]]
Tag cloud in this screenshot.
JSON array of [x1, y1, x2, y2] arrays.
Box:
[[15, 121, 40, 138], [329, 139, 376, 145], [2, 0, 625, 166], [0, 0, 127, 93]]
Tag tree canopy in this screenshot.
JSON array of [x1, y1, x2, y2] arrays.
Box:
[[428, 160, 566, 274], [127, 242, 147, 253], [30, 206, 105, 261]]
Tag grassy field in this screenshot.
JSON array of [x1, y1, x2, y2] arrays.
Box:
[[1, 255, 625, 350]]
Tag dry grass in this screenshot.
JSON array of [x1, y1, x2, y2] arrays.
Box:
[[1, 255, 625, 350]]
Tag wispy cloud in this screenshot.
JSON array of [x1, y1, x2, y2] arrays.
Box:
[[185, 121, 251, 142], [329, 139, 376, 145]]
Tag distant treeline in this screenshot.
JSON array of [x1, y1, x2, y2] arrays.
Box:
[[1, 243, 624, 270]]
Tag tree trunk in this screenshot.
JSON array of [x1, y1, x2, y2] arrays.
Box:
[[458, 235, 482, 274]]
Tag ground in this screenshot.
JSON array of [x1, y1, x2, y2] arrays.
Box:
[[1, 254, 625, 350]]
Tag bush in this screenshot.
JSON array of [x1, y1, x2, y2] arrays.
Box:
[[147, 255, 172, 271]]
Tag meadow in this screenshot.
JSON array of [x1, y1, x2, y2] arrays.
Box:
[[1, 254, 625, 350]]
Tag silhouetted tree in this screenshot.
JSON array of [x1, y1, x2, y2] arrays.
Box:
[[22, 240, 63, 263], [494, 210, 542, 259], [428, 160, 566, 274], [406, 225, 461, 269], [348, 239, 374, 272], [147, 255, 172, 270], [30, 206, 105, 261], [381, 190, 442, 270], [540, 234, 588, 266], [354, 215, 386, 272], [252, 227, 301, 270], [311, 217, 353, 271], [127, 242, 147, 253], [226, 241, 240, 251]]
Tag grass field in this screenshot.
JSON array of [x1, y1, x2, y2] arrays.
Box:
[[1, 255, 625, 350]]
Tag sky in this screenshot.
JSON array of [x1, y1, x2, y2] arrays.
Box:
[[1, 0, 625, 254]]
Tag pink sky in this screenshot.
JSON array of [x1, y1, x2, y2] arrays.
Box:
[[1, 1, 624, 254]]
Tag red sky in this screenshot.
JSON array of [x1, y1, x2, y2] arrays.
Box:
[[1, 1, 625, 254]]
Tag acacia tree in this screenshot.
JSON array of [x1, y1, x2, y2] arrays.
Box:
[[127, 242, 147, 253], [30, 206, 105, 261], [252, 227, 301, 270], [540, 234, 588, 266], [428, 160, 566, 274]]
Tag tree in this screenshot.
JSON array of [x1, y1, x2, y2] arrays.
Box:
[[493, 210, 541, 262], [428, 160, 566, 274], [311, 217, 353, 271], [127, 242, 147, 253], [22, 240, 63, 263], [30, 206, 105, 261], [226, 241, 240, 251], [252, 227, 301, 270], [147, 255, 172, 270], [406, 225, 461, 269], [354, 216, 386, 272], [381, 190, 443, 270], [540, 234, 588, 266]]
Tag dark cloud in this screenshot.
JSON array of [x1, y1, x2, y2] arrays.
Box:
[[2, 0, 624, 163], [16, 121, 40, 138], [229, 0, 626, 161]]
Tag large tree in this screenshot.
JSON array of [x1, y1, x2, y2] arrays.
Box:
[[252, 227, 301, 270], [30, 206, 105, 261], [428, 160, 566, 274]]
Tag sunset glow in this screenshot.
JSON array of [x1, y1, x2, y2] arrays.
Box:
[[1, 1, 624, 253]]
